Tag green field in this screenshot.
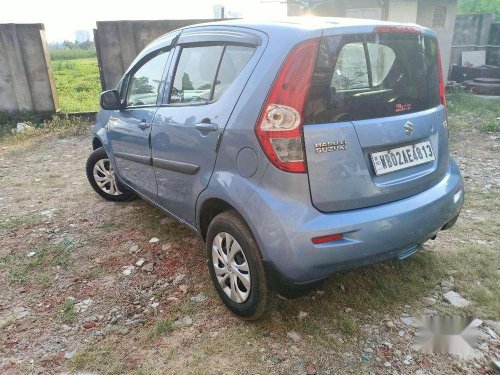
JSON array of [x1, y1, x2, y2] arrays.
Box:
[[52, 58, 101, 112], [50, 48, 97, 61]]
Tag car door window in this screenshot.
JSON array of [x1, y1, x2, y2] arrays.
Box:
[[169, 45, 255, 104], [170, 46, 224, 104], [126, 51, 170, 107]]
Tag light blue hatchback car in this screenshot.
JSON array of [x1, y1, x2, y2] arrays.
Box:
[[86, 18, 464, 319]]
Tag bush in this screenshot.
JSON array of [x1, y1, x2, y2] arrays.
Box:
[[0, 114, 91, 144], [0, 111, 53, 138], [50, 48, 97, 60]]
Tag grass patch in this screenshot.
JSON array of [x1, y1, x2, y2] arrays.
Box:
[[0, 114, 90, 146], [336, 313, 358, 335], [2, 242, 74, 285], [131, 370, 156, 375], [179, 329, 262, 372], [249, 251, 444, 343], [0, 213, 42, 231], [134, 207, 192, 242], [61, 299, 77, 323], [52, 57, 101, 112], [98, 221, 118, 230], [8, 267, 29, 284], [441, 244, 500, 318], [466, 190, 500, 211], [69, 336, 150, 374], [170, 299, 198, 317], [69, 340, 126, 375], [36, 275, 54, 288], [147, 317, 174, 340], [28, 243, 73, 269], [90, 266, 105, 278], [0, 111, 53, 139], [323, 251, 442, 311], [447, 91, 500, 133], [254, 241, 499, 343], [142, 300, 199, 343]]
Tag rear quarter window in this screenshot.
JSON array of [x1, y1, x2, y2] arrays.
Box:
[[213, 45, 255, 101], [304, 33, 441, 124]]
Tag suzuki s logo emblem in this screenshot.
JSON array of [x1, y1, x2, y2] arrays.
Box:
[[404, 121, 414, 136]]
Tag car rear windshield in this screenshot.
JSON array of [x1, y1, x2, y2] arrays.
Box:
[[304, 33, 441, 124]]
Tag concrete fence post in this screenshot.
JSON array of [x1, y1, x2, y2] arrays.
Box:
[[95, 19, 215, 90], [0, 23, 58, 113]]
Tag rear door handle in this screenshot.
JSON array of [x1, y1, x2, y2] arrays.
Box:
[[195, 122, 218, 132], [138, 120, 150, 130]]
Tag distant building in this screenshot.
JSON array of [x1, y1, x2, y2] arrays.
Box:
[[213, 4, 244, 19], [288, 0, 458, 79], [75, 30, 90, 43], [213, 4, 224, 19]]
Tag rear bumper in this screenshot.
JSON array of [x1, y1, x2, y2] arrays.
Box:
[[257, 160, 464, 287]]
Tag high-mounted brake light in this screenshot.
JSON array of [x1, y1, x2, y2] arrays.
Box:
[[255, 39, 320, 173], [374, 26, 422, 34]]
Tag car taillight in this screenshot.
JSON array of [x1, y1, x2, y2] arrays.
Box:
[[436, 42, 447, 107], [436, 41, 449, 137], [255, 39, 319, 173]]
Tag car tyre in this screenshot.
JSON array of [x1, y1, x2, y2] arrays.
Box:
[[86, 147, 135, 202], [206, 210, 272, 320]]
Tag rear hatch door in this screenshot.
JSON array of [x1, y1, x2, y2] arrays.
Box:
[[303, 28, 449, 212]]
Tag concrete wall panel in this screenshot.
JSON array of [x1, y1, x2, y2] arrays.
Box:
[[417, 0, 458, 80], [0, 29, 19, 111], [0, 23, 58, 113], [388, 1, 418, 23], [95, 19, 214, 90], [451, 14, 500, 69], [452, 13, 495, 46]]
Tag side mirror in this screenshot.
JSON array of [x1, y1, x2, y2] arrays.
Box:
[[100, 90, 122, 110]]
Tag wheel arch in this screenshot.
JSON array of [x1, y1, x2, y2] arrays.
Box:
[[198, 197, 236, 241], [195, 170, 271, 262], [92, 136, 103, 150], [93, 126, 111, 151], [196, 194, 270, 266]]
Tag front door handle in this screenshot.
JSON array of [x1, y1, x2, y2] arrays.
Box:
[[195, 122, 218, 132], [138, 120, 150, 130]]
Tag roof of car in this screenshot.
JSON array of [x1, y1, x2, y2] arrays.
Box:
[[137, 17, 431, 67], [187, 16, 420, 31], [147, 17, 430, 47]]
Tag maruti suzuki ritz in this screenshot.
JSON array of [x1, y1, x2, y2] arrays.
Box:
[[86, 18, 464, 319]]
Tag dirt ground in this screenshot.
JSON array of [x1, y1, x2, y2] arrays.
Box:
[[0, 120, 498, 374]]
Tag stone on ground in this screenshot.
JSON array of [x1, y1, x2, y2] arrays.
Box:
[[443, 291, 471, 307]]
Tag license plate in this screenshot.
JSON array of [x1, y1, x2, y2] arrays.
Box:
[[371, 140, 435, 176]]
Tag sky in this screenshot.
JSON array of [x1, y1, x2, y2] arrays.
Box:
[[0, 0, 287, 42]]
